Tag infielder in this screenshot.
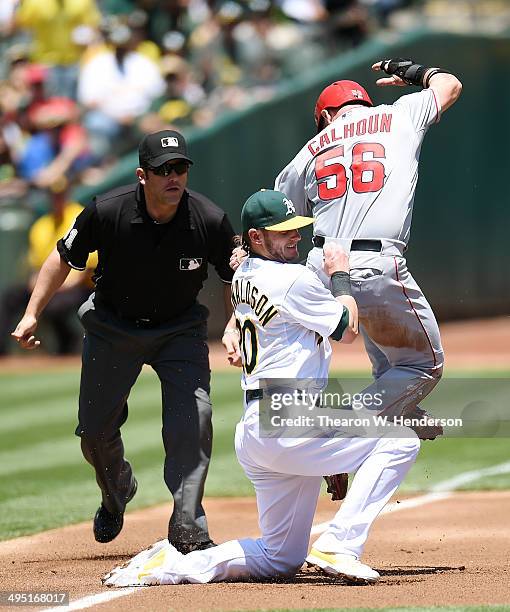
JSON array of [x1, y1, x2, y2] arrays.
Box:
[[274, 59, 463, 432], [103, 189, 420, 587]]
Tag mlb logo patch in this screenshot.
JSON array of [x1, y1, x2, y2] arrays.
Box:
[[351, 89, 363, 99], [161, 136, 179, 148], [180, 258, 203, 270]]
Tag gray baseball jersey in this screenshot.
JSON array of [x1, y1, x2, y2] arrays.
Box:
[[274, 87, 444, 421], [274, 89, 440, 247]]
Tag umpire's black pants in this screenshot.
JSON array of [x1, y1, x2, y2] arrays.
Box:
[[76, 295, 213, 544]]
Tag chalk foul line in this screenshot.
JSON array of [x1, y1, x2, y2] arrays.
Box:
[[42, 460, 510, 611], [42, 588, 136, 612]]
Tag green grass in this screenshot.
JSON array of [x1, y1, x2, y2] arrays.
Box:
[[0, 367, 509, 540]]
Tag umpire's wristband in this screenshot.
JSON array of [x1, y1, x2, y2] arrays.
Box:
[[331, 271, 351, 297]]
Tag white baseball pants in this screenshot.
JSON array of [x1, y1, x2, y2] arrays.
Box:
[[127, 404, 420, 584]]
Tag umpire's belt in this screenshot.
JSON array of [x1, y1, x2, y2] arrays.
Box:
[[94, 295, 164, 328], [245, 389, 264, 403], [312, 236, 382, 252]]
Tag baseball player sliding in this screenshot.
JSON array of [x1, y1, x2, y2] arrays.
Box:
[[103, 189, 420, 587], [274, 58, 463, 436]]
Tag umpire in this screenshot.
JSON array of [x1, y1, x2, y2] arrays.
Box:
[[12, 129, 239, 553]]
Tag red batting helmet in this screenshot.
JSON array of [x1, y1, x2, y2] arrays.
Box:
[[314, 80, 373, 126]]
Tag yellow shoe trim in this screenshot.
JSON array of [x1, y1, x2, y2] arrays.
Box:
[[309, 548, 338, 564], [137, 548, 166, 579]]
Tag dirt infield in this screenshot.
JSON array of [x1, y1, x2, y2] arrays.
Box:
[[1, 317, 509, 610], [1, 492, 509, 611]]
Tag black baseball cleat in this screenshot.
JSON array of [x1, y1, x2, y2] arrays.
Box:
[[93, 478, 138, 543], [169, 539, 217, 554]]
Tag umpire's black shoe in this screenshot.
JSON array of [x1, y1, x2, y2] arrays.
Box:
[[93, 478, 138, 543], [169, 539, 217, 555]]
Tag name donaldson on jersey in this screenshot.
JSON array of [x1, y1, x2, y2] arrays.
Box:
[[231, 278, 278, 326], [307, 112, 393, 156]]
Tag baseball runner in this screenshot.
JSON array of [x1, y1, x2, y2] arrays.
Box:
[[103, 189, 420, 587], [274, 59, 463, 432]]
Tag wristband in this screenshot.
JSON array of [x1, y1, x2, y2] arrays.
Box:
[[331, 271, 351, 297], [424, 68, 451, 88]]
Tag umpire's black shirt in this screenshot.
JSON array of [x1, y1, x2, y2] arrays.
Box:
[[57, 183, 235, 324]]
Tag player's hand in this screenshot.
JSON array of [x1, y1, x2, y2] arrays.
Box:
[[222, 329, 242, 367], [230, 246, 248, 271], [11, 314, 41, 350], [323, 243, 349, 276], [371, 60, 407, 87]]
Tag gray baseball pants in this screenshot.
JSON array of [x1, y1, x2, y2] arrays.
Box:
[[75, 294, 213, 544], [308, 245, 444, 417]]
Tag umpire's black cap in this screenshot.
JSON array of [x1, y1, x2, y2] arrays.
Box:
[[138, 129, 194, 168]]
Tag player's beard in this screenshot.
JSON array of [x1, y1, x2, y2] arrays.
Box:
[[264, 240, 300, 263]]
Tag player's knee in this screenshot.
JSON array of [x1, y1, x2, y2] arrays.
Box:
[[431, 359, 443, 380], [265, 551, 304, 577], [422, 361, 443, 399], [432, 361, 443, 382], [413, 360, 443, 403], [415, 346, 444, 380], [417, 361, 443, 381], [270, 559, 303, 577]]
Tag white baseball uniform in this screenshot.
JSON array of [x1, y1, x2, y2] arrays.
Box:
[[275, 89, 444, 417], [103, 256, 420, 586]]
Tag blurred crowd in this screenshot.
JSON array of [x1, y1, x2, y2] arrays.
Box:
[[0, 0, 412, 355], [0, 0, 414, 212]]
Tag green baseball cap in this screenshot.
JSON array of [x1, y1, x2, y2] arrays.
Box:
[[241, 189, 315, 232]]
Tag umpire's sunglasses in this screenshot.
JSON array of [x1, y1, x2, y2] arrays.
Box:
[[148, 161, 190, 177]]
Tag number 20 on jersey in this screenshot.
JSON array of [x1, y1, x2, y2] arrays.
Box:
[[236, 317, 258, 375]]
